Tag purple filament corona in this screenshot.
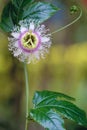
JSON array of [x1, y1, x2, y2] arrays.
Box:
[[18, 30, 41, 53]]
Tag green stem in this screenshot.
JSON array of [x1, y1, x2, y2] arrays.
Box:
[[51, 8, 82, 35], [24, 63, 29, 130]]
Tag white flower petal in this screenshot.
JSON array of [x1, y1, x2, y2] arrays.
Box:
[[11, 32, 20, 39], [20, 27, 28, 33], [29, 22, 35, 30], [41, 37, 50, 42], [14, 42, 19, 47], [33, 51, 40, 60], [14, 49, 22, 56]]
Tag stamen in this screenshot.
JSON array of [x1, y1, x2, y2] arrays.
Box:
[[21, 31, 39, 50]]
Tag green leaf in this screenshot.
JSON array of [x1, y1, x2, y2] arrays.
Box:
[[22, 0, 35, 7], [30, 108, 65, 130], [0, 0, 34, 32], [12, 0, 34, 8], [12, 0, 34, 23], [35, 100, 87, 126], [29, 90, 87, 130], [12, 1, 58, 23], [0, 1, 58, 32], [22, 2, 59, 23], [0, 2, 14, 32], [33, 90, 75, 106], [53, 100, 87, 126]]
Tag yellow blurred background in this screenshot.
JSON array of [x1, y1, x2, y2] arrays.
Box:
[[0, 0, 87, 130]]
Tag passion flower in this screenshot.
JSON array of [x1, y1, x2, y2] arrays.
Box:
[[8, 20, 52, 63]]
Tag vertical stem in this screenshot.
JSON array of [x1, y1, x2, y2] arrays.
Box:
[[24, 62, 29, 130]]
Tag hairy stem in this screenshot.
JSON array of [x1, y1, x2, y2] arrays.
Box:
[[24, 63, 29, 130]]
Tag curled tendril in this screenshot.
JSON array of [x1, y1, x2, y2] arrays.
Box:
[[50, 6, 82, 35], [70, 5, 79, 14]]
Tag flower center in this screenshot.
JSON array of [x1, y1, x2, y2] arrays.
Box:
[[21, 31, 39, 50]]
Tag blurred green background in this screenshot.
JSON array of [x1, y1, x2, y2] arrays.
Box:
[[0, 0, 87, 130]]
